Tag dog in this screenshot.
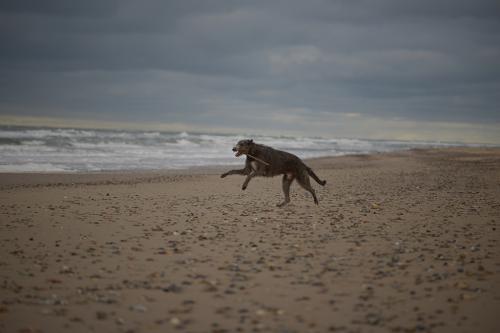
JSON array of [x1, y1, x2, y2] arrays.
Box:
[[220, 139, 326, 206]]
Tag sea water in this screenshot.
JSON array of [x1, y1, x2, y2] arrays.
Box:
[[0, 125, 483, 172]]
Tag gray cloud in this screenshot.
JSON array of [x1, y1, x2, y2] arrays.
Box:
[[1, 0, 499, 142]]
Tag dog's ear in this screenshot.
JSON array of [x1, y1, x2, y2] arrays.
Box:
[[249, 139, 253, 144]]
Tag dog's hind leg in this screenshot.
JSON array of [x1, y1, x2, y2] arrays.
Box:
[[296, 170, 319, 205], [277, 174, 294, 207]]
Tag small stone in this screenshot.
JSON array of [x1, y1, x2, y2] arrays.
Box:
[[365, 313, 381, 325], [415, 323, 427, 331], [96, 311, 108, 320], [255, 309, 267, 316], [129, 304, 147, 312], [201, 280, 218, 292], [170, 317, 181, 326], [460, 293, 475, 300], [162, 284, 183, 293], [59, 265, 73, 274], [455, 281, 468, 290]]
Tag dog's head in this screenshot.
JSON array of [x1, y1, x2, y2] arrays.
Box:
[[232, 139, 254, 157]]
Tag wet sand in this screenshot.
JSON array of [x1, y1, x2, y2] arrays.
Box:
[[1, 148, 499, 333]]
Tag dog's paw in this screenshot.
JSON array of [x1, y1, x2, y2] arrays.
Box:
[[277, 200, 290, 207], [241, 185, 247, 191], [220, 173, 227, 178]]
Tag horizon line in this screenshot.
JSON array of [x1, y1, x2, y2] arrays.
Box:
[[0, 114, 499, 146]]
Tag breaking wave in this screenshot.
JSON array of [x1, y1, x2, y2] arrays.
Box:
[[0, 125, 486, 172]]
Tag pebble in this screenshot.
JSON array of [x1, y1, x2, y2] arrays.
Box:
[[470, 245, 480, 252], [170, 317, 181, 326], [365, 313, 381, 325], [96, 311, 108, 320], [163, 283, 183, 293], [129, 304, 147, 312], [255, 309, 267, 316], [59, 265, 73, 274]]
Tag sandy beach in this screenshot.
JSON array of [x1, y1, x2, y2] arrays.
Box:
[[1, 148, 499, 333]]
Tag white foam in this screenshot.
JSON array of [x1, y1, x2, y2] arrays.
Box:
[[0, 163, 72, 173], [0, 126, 490, 172], [142, 131, 161, 138]]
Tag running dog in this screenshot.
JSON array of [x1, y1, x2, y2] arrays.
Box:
[[220, 139, 326, 206]]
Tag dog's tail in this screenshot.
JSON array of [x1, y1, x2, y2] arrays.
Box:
[[307, 167, 326, 186]]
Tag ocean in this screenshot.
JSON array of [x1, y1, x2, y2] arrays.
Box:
[[0, 125, 485, 172]]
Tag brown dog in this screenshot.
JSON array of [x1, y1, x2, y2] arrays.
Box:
[[221, 139, 326, 206]]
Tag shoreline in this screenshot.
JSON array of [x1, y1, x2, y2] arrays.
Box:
[[1, 147, 498, 187], [1, 147, 499, 332]]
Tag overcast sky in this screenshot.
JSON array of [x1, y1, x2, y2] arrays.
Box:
[[1, 0, 499, 143]]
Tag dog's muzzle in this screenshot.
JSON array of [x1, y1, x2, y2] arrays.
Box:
[[232, 146, 242, 157]]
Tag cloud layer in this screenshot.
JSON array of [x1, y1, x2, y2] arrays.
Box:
[[1, 0, 499, 142]]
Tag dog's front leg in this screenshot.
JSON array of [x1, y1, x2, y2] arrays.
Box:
[[241, 171, 255, 190], [220, 168, 247, 178]]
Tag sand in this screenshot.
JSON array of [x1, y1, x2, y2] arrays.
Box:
[[1, 148, 499, 333]]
